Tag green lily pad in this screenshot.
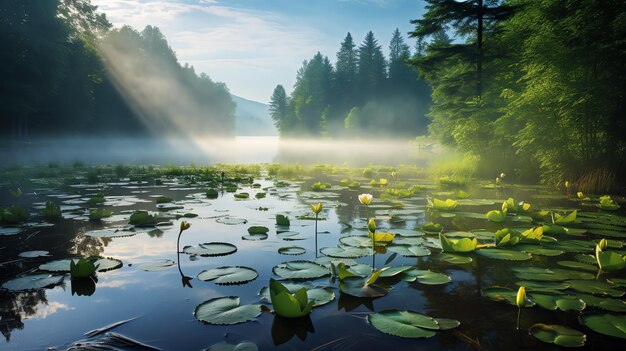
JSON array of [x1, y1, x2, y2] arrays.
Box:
[[529, 323, 586, 347], [242, 233, 268, 241], [84, 228, 135, 238], [39, 259, 75, 272], [577, 294, 626, 313], [320, 246, 372, 258], [278, 246, 306, 255], [367, 310, 458, 338], [216, 217, 248, 225], [579, 312, 626, 339], [515, 245, 564, 257], [182, 242, 237, 257], [339, 276, 389, 298], [432, 253, 473, 264], [194, 296, 262, 325], [339, 235, 374, 247], [518, 280, 570, 291], [135, 259, 176, 272], [205, 341, 259, 351], [259, 282, 335, 307], [401, 269, 451, 285], [566, 280, 624, 297], [18, 250, 50, 258], [272, 260, 330, 280], [247, 226, 269, 234], [529, 293, 585, 311], [512, 267, 595, 281], [93, 258, 123, 272], [387, 244, 431, 257], [198, 266, 258, 285], [482, 287, 535, 307], [557, 261, 597, 272], [276, 231, 310, 241], [476, 248, 532, 261], [1, 274, 65, 291]]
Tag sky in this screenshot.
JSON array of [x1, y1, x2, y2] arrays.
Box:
[[92, 0, 427, 103]]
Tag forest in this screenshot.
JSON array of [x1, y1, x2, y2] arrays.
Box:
[[0, 0, 235, 138]]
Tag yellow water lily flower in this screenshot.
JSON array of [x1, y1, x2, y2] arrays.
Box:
[[516, 286, 526, 308], [368, 218, 376, 234], [180, 220, 191, 232], [310, 202, 323, 214], [358, 193, 373, 206]]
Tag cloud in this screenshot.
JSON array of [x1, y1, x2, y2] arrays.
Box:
[[22, 302, 74, 320], [93, 0, 332, 101]]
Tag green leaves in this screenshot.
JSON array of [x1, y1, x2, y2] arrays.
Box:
[[182, 242, 237, 257], [486, 209, 507, 222], [529, 324, 586, 347], [194, 297, 262, 325], [579, 313, 626, 339], [367, 310, 459, 338], [272, 261, 330, 280], [431, 198, 459, 211], [598, 196, 620, 211], [197, 266, 258, 285], [70, 258, 99, 279], [439, 233, 477, 253], [268, 279, 314, 318]]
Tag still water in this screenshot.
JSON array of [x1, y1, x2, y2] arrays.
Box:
[[0, 166, 624, 350]]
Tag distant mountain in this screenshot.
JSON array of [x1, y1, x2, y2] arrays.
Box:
[[232, 95, 278, 136]]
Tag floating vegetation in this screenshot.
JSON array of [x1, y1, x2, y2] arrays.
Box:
[[529, 324, 586, 347], [198, 266, 259, 285], [367, 310, 459, 338], [194, 296, 263, 325], [182, 242, 238, 257]]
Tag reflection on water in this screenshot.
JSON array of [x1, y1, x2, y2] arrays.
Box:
[[0, 136, 443, 166], [0, 167, 623, 350]]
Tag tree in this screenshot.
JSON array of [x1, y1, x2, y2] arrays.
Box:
[[357, 31, 387, 98], [410, 0, 515, 98], [335, 33, 358, 92], [269, 85, 290, 135], [388, 28, 411, 84]]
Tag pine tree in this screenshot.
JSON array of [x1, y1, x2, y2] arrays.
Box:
[[357, 31, 387, 97]]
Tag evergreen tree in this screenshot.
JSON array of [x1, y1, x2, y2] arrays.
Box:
[[357, 31, 387, 98], [269, 84, 290, 135], [388, 28, 411, 84]]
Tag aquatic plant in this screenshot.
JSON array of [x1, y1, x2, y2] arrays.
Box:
[[269, 278, 313, 318], [516, 285, 526, 330], [70, 258, 99, 279], [439, 233, 477, 253], [595, 239, 626, 272], [311, 202, 322, 257], [276, 214, 290, 226], [128, 210, 158, 226], [42, 201, 62, 220], [0, 205, 30, 224], [598, 195, 620, 211], [89, 208, 112, 221], [430, 198, 459, 211]]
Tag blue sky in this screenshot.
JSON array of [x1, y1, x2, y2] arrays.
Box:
[[93, 0, 426, 103]]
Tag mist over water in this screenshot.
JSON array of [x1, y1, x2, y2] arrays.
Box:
[[0, 136, 444, 166]]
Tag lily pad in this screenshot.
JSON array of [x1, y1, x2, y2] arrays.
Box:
[[402, 269, 451, 285], [216, 217, 248, 225], [272, 260, 330, 280], [276, 231, 310, 241], [1, 274, 65, 291], [247, 226, 269, 234], [182, 242, 237, 257], [94, 258, 123, 272], [477, 248, 532, 261], [278, 246, 306, 255], [198, 266, 258, 285], [84, 228, 135, 238], [19, 250, 50, 258], [320, 246, 372, 258], [387, 245, 431, 257], [566, 280, 624, 297], [242, 233, 268, 241], [135, 259, 176, 272], [339, 235, 374, 247], [482, 287, 535, 307], [577, 294, 626, 313], [432, 253, 473, 264], [194, 296, 262, 325], [367, 310, 458, 338], [529, 323, 586, 347], [557, 261, 597, 272], [579, 312, 626, 339], [0, 227, 23, 236], [205, 341, 259, 351], [339, 276, 389, 298], [259, 282, 335, 307]]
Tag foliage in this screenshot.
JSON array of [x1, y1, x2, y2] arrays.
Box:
[[42, 201, 62, 220], [0, 205, 30, 224], [128, 210, 158, 226], [70, 258, 99, 279], [269, 278, 314, 318]]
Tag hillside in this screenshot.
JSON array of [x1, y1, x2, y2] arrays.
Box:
[[232, 95, 278, 136]]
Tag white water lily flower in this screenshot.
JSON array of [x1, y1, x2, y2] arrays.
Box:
[[358, 193, 373, 206]]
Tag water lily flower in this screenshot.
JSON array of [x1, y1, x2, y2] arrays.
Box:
[[577, 191, 584, 199], [500, 173, 506, 179], [269, 278, 313, 318], [358, 193, 373, 206], [565, 181, 570, 188], [516, 286, 526, 308], [310, 202, 323, 214], [495, 177, 501, 185], [180, 220, 191, 232], [368, 218, 376, 234]]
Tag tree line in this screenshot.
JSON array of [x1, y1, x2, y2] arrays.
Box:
[[269, 29, 432, 138], [409, 0, 625, 188], [0, 0, 235, 139]]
